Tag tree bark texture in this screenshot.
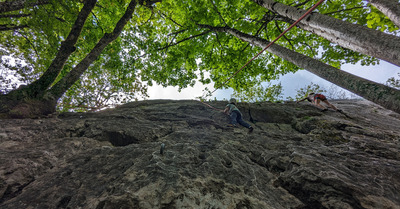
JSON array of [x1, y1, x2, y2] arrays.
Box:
[[200, 24, 400, 114], [49, 0, 139, 99], [0, 0, 49, 13], [252, 0, 400, 67], [369, 0, 400, 28], [22, 0, 98, 98]]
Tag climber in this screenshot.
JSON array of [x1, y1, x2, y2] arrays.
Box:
[[224, 98, 254, 133], [297, 92, 341, 112]]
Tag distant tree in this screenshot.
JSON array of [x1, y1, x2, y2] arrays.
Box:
[[232, 82, 283, 102], [386, 73, 400, 90], [288, 82, 326, 101], [325, 85, 360, 100], [287, 83, 360, 101]]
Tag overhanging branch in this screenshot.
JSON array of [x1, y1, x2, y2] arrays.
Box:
[[158, 30, 212, 51], [0, 0, 49, 13]]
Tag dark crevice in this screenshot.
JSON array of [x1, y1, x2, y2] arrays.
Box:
[[106, 131, 139, 146], [0, 177, 35, 204], [276, 178, 364, 209], [57, 195, 72, 208]]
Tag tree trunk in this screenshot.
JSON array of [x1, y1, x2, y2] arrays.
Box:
[[200, 24, 400, 114], [13, 0, 97, 98], [0, 0, 140, 118], [368, 0, 400, 28], [252, 0, 400, 67], [49, 0, 139, 99]]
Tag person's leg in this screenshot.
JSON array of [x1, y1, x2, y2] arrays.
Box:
[[236, 113, 251, 128], [314, 99, 327, 110], [322, 100, 338, 111], [229, 111, 238, 125]]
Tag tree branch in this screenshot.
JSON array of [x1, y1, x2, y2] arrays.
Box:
[[323, 6, 366, 16], [15, 31, 40, 58], [49, 0, 139, 99], [209, 0, 228, 26], [0, 14, 31, 18], [274, 20, 294, 49], [158, 11, 183, 27], [0, 0, 49, 13], [0, 24, 28, 31], [157, 30, 212, 51], [23, 0, 98, 97], [291, 0, 311, 8]]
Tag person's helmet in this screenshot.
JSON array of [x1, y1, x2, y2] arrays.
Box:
[[229, 98, 237, 104]]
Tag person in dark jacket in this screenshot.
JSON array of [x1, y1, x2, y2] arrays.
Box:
[[224, 98, 254, 132]]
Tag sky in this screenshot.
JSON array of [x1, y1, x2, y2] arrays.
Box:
[[146, 60, 400, 101]]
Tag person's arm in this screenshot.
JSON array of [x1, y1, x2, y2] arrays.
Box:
[[296, 97, 307, 103], [224, 106, 229, 115]]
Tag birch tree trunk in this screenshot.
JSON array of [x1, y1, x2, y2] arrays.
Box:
[[252, 0, 400, 67], [368, 0, 400, 28], [200, 24, 400, 114]]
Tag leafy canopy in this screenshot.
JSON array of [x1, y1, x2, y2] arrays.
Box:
[[128, 0, 383, 101], [2, 0, 397, 108]]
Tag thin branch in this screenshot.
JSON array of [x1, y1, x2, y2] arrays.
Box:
[[323, 6, 367, 15], [168, 29, 187, 36], [209, 0, 228, 26], [138, 9, 155, 27], [291, 0, 311, 8], [241, 21, 267, 52], [0, 0, 49, 13], [15, 31, 40, 58], [165, 32, 179, 51], [158, 11, 183, 27], [274, 20, 294, 49], [214, 32, 224, 59], [157, 30, 212, 51], [0, 24, 28, 31], [301, 42, 316, 57], [0, 14, 31, 18], [91, 11, 105, 34]]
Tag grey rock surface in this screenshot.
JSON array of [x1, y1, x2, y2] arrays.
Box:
[[0, 99, 399, 209]]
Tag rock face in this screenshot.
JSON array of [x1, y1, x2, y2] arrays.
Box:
[[0, 99, 400, 209]]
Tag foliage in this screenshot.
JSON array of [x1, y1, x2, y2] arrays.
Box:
[[386, 73, 400, 90], [57, 66, 148, 112], [325, 84, 360, 100], [0, 0, 150, 110], [232, 82, 283, 102], [128, 0, 383, 101], [287, 82, 326, 101], [1, 0, 397, 111], [366, 5, 399, 34], [287, 82, 360, 101], [0, 52, 37, 94]]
